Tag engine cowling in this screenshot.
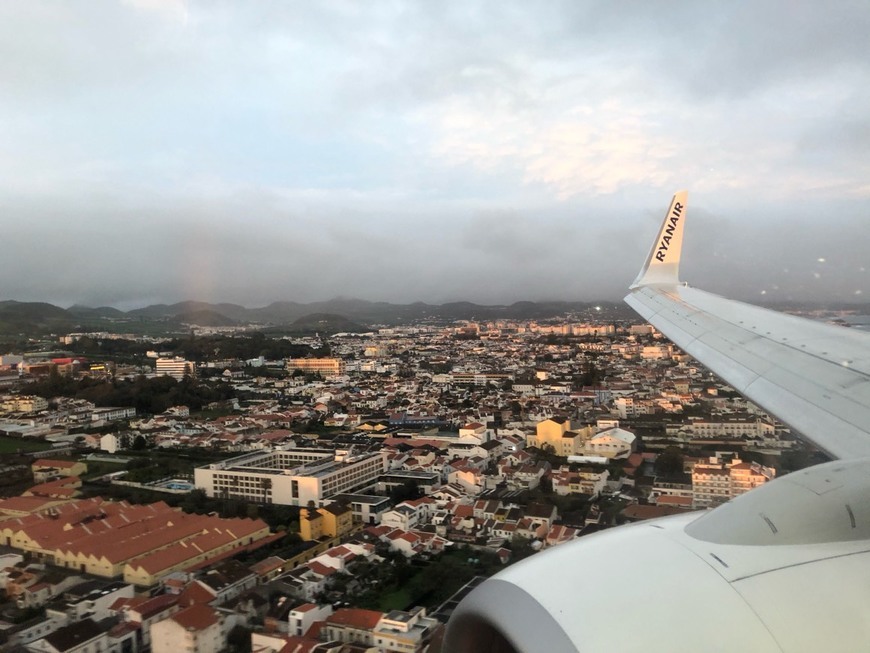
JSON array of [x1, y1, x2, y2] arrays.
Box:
[[443, 459, 870, 653]]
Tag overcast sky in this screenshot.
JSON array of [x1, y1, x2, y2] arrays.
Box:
[[1, 1, 868, 309]]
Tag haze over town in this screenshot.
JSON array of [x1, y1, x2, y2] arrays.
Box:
[[1, 1, 868, 309]]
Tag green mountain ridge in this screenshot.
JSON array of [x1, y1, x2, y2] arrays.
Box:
[[0, 297, 676, 337]]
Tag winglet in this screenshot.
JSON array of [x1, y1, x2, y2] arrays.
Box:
[[630, 191, 688, 289]]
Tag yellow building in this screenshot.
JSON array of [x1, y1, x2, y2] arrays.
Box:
[[359, 421, 389, 433], [526, 418, 594, 457], [300, 502, 354, 541], [31, 458, 87, 482]]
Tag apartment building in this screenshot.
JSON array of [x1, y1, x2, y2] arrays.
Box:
[[692, 456, 776, 508], [448, 371, 513, 386], [155, 357, 196, 380], [683, 418, 775, 438], [0, 395, 48, 414], [285, 357, 346, 377], [151, 604, 233, 653], [194, 448, 385, 507], [299, 502, 354, 541], [336, 494, 392, 525]]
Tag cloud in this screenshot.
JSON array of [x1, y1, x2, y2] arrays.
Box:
[[122, 0, 189, 23], [0, 1, 868, 308]]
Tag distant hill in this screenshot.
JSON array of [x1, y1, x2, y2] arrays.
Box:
[[175, 310, 238, 327], [67, 305, 126, 319], [288, 313, 368, 334], [128, 301, 250, 321], [0, 301, 75, 333], [0, 297, 640, 336], [247, 301, 308, 324], [0, 300, 69, 320]]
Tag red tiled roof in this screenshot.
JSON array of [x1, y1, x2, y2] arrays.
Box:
[[109, 621, 141, 637], [171, 604, 219, 631], [655, 495, 693, 507], [304, 621, 326, 640], [0, 496, 62, 515], [326, 608, 383, 630], [250, 556, 285, 575], [177, 581, 217, 606], [110, 597, 138, 612], [364, 525, 391, 538], [132, 593, 178, 620], [292, 603, 318, 613], [306, 561, 336, 577], [32, 459, 79, 469], [622, 504, 686, 520]]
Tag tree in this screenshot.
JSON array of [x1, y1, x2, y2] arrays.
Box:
[[180, 488, 208, 514], [654, 446, 684, 478], [539, 474, 553, 494], [508, 535, 537, 561], [580, 362, 602, 387], [389, 480, 421, 504], [225, 625, 252, 653]]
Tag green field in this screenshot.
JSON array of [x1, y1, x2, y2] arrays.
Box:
[[0, 436, 54, 453], [378, 588, 412, 611]]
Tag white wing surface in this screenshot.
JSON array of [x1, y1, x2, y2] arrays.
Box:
[[625, 193, 870, 460], [444, 193, 870, 653]]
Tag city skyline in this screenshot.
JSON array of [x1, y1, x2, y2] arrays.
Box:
[[1, 2, 868, 309]]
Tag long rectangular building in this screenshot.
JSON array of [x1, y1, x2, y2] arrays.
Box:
[[194, 448, 385, 507], [0, 498, 271, 585], [285, 357, 345, 377]]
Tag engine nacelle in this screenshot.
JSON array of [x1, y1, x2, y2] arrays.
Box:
[[443, 459, 870, 652]]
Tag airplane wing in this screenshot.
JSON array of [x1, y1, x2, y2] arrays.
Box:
[[443, 193, 870, 653], [625, 191, 870, 460]]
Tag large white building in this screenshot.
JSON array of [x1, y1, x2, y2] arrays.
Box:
[[194, 448, 385, 507], [681, 418, 775, 438], [155, 357, 195, 380]]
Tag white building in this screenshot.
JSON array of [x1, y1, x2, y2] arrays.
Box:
[[380, 499, 434, 531], [682, 418, 775, 438], [584, 427, 637, 459], [155, 357, 195, 380], [151, 604, 235, 653], [1, 394, 48, 414], [287, 603, 333, 637], [194, 448, 385, 507], [92, 406, 136, 423]]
